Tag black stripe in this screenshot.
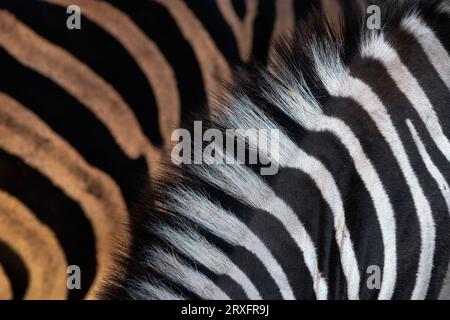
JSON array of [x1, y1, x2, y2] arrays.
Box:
[[179, 252, 248, 300], [245, 208, 315, 299], [250, 0, 276, 65], [105, 0, 207, 124], [422, 10, 450, 56], [231, 0, 246, 20], [0, 149, 95, 300], [0, 240, 28, 300], [215, 272, 248, 300], [185, 0, 241, 66], [295, 0, 321, 22], [0, 0, 163, 146], [206, 230, 284, 300], [196, 188, 285, 299], [266, 167, 347, 300], [226, 197, 315, 300]]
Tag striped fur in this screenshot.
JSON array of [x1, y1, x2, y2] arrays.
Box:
[[104, 0, 450, 300], [0, 0, 319, 300]]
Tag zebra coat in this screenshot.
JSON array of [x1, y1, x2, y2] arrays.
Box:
[[0, 0, 318, 300], [103, 0, 450, 300]]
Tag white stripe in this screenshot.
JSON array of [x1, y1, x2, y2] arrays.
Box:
[[260, 75, 397, 300], [219, 98, 361, 300], [361, 35, 450, 165], [131, 281, 185, 300], [154, 224, 262, 299], [191, 160, 328, 299], [167, 189, 296, 299], [334, 76, 437, 299], [146, 246, 230, 300], [401, 16, 450, 90]]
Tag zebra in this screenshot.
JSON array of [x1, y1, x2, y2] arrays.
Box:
[[101, 0, 450, 300]]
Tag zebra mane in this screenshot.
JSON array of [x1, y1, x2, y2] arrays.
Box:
[[101, 0, 449, 299]]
